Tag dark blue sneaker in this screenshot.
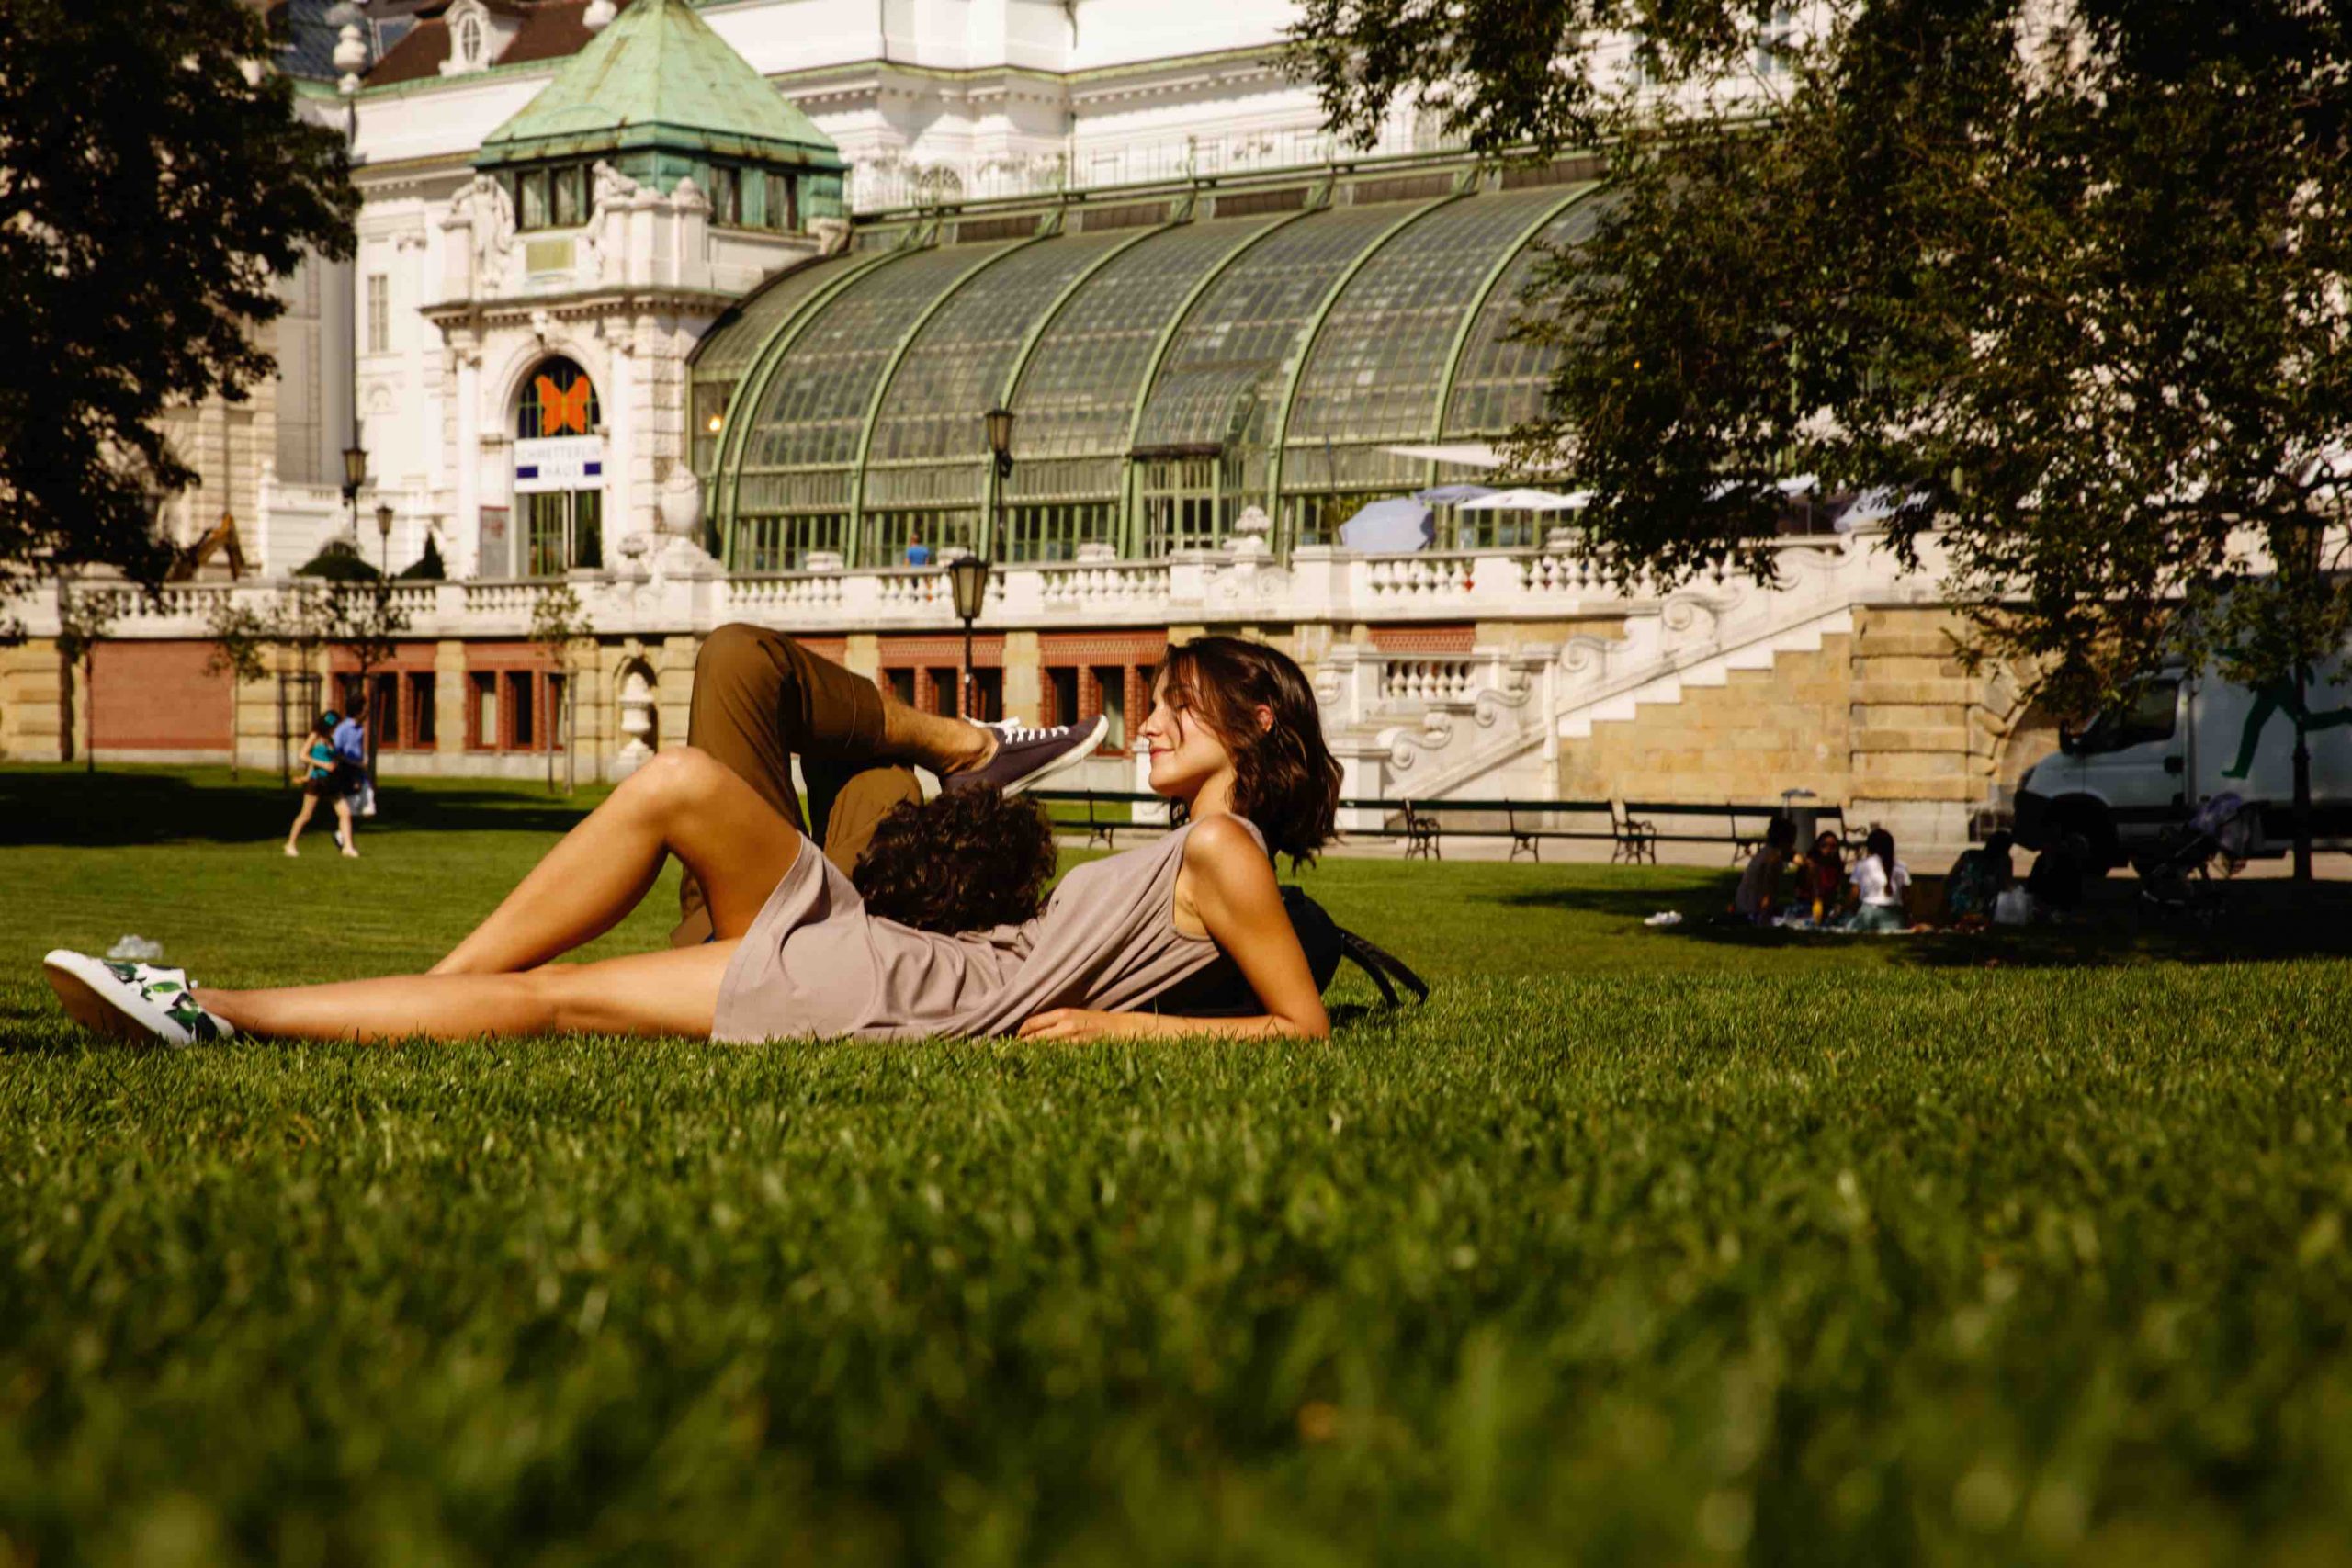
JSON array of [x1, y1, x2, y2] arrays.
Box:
[[944, 716, 1111, 795]]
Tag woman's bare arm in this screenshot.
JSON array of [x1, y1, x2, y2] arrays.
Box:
[[1017, 816, 1330, 1043]]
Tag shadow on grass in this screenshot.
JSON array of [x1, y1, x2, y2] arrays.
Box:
[[1498, 870, 2352, 968], [0, 765, 596, 847]]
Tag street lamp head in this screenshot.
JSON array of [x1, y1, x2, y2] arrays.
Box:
[[375, 502, 396, 541], [946, 551, 991, 622], [342, 443, 368, 500], [985, 406, 1017, 480]]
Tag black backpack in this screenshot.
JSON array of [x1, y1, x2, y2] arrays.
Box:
[[1148, 886, 1429, 1017]]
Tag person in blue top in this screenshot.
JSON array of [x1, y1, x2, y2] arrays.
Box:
[[284, 712, 360, 859], [331, 700, 373, 821], [904, 535, 932, 568]]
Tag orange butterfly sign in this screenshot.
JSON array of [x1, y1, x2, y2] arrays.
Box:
[[536, 374, 594, 437]]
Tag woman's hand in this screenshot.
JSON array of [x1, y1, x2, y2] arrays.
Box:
[[1017, 1007, 1154, 1042]]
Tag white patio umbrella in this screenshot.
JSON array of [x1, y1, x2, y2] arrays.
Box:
[[1456, 487, 1590, 512]]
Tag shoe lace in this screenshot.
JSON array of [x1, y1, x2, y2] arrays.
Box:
[[993, 723, 1058, 745]]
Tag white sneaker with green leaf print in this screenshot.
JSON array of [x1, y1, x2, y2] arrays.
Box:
[[42, 952, 235, 1046]]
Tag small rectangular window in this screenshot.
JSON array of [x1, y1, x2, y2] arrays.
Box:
[[765, 171, 795, 231], [546, 673, 568, 752], [1046, 666, 1078, 728], [552, 164, 583, 227], [711, 165, 741, 227], [520, 169, 550, 230], [928, 666, 964, 719], [469, 671, 499, 749], [407, 672, 436, 748], [1091, 666, 1127, 750], [370, 672, 398, 751], [366, 274, 389, 355], [504, 671, 536, 750]]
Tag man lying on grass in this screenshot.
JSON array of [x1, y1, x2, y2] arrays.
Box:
[[44, 634, 1339, 1047]]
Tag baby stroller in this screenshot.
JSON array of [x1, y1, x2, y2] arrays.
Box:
[[2132, 792, 2254, 919]]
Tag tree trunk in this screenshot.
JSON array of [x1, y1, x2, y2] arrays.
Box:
[[58, 643, 75, 766], [83, 649, 95, 774], [2292, 662, 2314, 884], [564, 665, 577, 796]]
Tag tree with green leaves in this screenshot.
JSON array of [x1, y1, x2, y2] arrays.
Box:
[[1289, 0, 2352, 877], [203, 595, 274, 778], [0, 0, 357, 589], [265, 579, 335, 784], [52, 581, 119, 773], [530, 582, 594, 795]]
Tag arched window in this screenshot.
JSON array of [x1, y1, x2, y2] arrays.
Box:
[[516, 358, 599, 440]]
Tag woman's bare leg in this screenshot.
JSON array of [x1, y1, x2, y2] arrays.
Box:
[[431, 747, 804, 976], [198, 940, 738, 1043], [332, 795, 357, 857], [285, 795, 319, 852]]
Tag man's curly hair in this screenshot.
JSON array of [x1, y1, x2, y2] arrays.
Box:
[[849, 785, 1058, 932]]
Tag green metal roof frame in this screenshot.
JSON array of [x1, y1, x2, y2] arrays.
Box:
[[692, 170, 1611, 564], [1261, 189, 1471, 531], [1113, 202, 1322, 550], [1428, 182, 1600, 462], [708, 248, 904, 546], [477, 0, 844, 173], [844, 233, 1056, 556]]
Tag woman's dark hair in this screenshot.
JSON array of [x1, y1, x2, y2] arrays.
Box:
[[1155, 635, 1342, 866], [1766, 815, 1797, 852], [1864, 827, 1897, 886], [1812, 831, 1842, 861], [311, 715, 336, 738], [850, 785, 1057, 933]]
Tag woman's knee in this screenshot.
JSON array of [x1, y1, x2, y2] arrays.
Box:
[[623, 745, 733, 818]]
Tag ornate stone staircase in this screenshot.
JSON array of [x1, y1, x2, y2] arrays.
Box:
[[1316, 532, 1918, 814]]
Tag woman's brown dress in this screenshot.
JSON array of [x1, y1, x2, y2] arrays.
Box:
[[712, 818, 1256, 1043]]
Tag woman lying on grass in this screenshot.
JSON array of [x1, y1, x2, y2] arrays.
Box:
[[44, 636, 1340, 1047]]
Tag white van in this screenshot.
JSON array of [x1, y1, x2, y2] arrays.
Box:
[[2012, 653, 2352, 869]]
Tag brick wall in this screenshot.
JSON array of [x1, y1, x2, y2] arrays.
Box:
[[90, 640, 234, 751]]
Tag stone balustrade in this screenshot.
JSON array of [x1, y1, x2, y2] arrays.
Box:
[[7, 531, 1912, 648]]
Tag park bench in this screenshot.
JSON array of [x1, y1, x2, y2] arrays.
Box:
[[1375, 797, 1623, 862], [1615, 801, 1857, 865], [1028, 788, 1162, 850]]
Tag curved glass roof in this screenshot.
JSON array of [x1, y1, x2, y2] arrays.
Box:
[[1131, 199, 1436, 454], [741, 241, 1017, 470], [695, 173, 1600, 567], [1286, 186, 1578, 447], [1012, 214, 1283, 464], [1444, 197, 1607, 436]]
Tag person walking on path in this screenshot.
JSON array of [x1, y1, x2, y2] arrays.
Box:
[[47, 633, 1339, 1048], [284, 714, 360, 860]]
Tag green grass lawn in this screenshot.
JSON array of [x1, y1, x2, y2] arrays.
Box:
[[5, 765, 2352, 1566]]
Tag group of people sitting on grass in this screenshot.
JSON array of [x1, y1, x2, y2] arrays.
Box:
[[1732, 819, 2054, 931]]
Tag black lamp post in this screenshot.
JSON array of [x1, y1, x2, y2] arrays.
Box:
[[947, 552, 990, 722], [375, 502, 395, 576], [342, 442, 368, 543]]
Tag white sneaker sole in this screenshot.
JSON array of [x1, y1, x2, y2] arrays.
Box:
[[999, 715, 1112, 796], [41, 951, 189, 1045]]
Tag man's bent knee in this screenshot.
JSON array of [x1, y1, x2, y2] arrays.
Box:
[[694, 622, 785, 682]]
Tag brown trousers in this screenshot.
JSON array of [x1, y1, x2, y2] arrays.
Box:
[[669, 623, 922, 947]]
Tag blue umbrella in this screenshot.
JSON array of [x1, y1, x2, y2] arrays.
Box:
[[1338, 497, 1436, 552]]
